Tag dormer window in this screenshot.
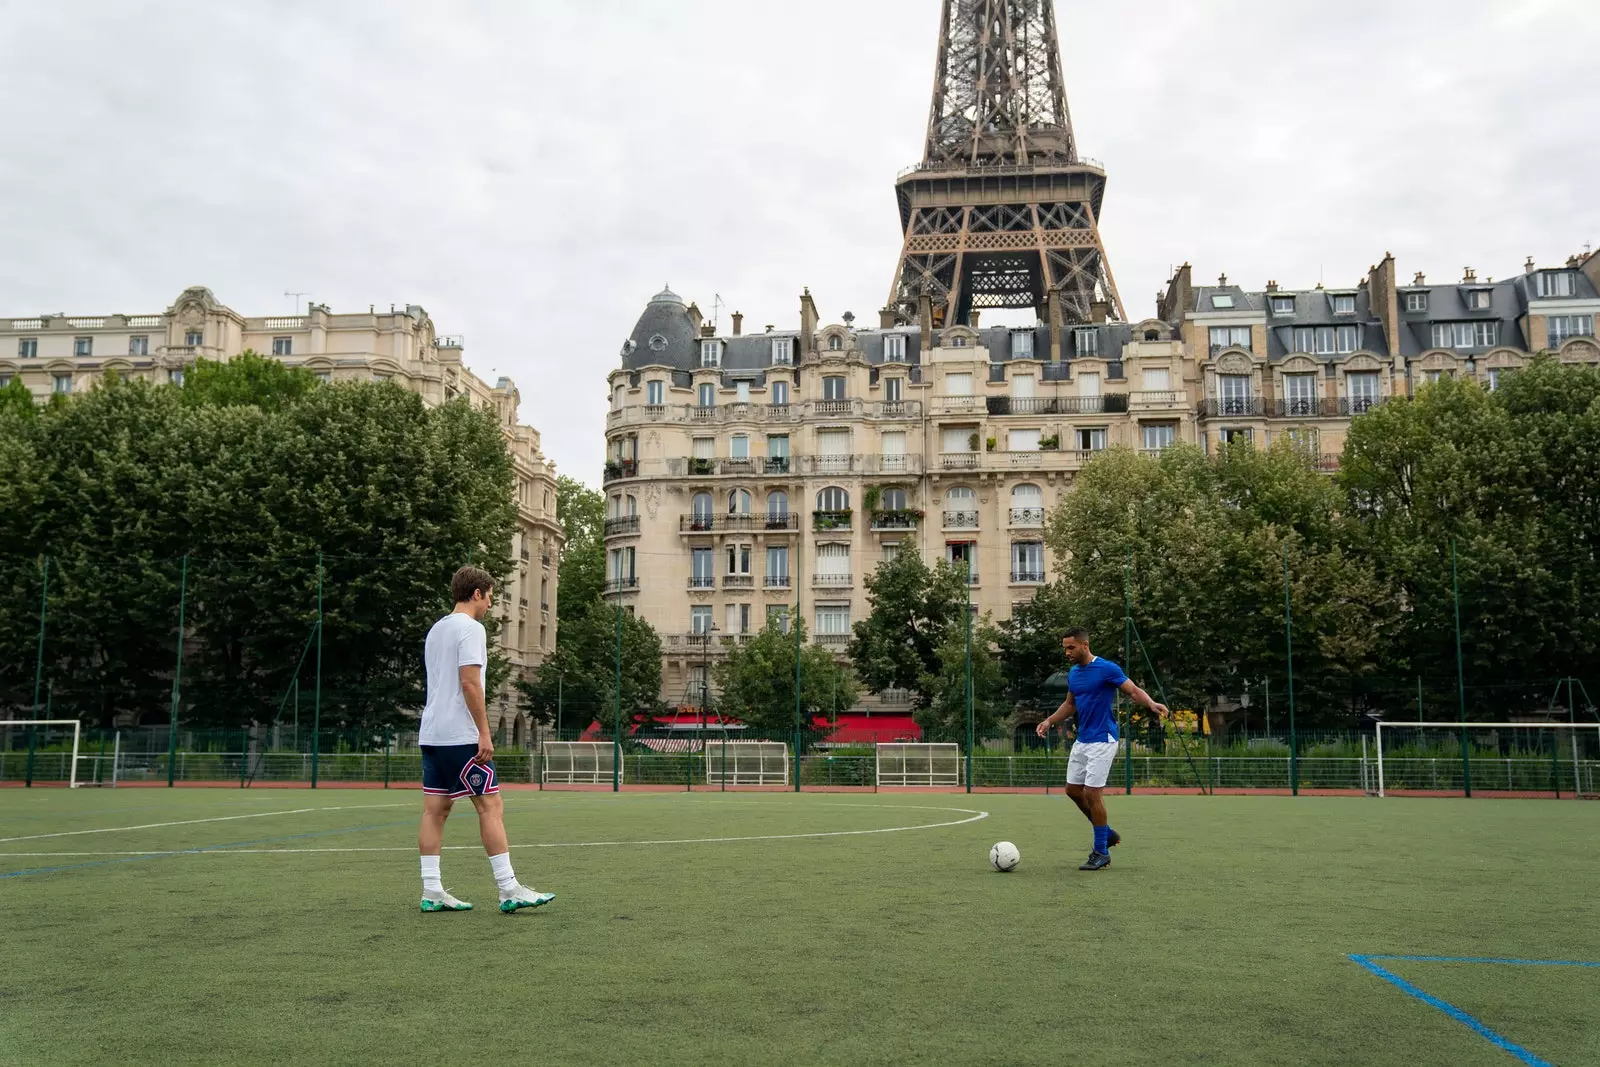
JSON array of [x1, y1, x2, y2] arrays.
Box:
[[770, 337, 793, 365], [700, 340, 723, 367], [1010, 330, 1034, 358], [828, 335, 842, 351], [950, 335, 967, 348], [1405, 292, 1429, 312], [1211, 294, 1235, 309], [1466, 290, 1492, 311], [884, 334, 907, 362], [1270, 296, 1293, 315], [1332, 294, 1356, 315], [1073, 328, 1098, 356], [1535, 271, 1576, 298]]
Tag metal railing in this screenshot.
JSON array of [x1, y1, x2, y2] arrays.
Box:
[[722, 574, 754, 589], [688, 576, 716, 589], [1273, 398, 1337, 418], [812, 573, 853, 588], [602, 577, 638, 594], [870, 509, 921, 530], [1198, 397, 1265, 418], [813, 509, 852, 531], [1008, 507, 1044, 526], [1010, 569, 1045, 584], [603, 516, 640, 537], [943, 510, 979, 529], [682, 511, 800, 533]]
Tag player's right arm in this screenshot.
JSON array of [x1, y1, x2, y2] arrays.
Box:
[[459, 663, 493, 762], [1035, 691, 1076, 738]]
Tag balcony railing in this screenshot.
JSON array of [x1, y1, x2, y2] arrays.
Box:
[[1339, 396, 1385, 416], [723, 575, 754, 590], [1010, 569, 1046, 584], [873, 400, 920, 419], [688, 576, 716, 589], [1273, 398, 1338, 418], [877, 455, 912, 474], [680, 513, 800, 534], [763, 574, 791, 589], [1198, 397, 1265, 419], [1008, 507, 1044, 526], [720, 457, 758, 475], [870, 509, 922, 530], [603, 516, 640, 537], [763, 456, 790, 474], [1129, 390, 1184, 408], [943, 510, 979, 529], [602, 577, 639, 595], [690, 406, 718, 421], [940, 452, 980, 470], [932, 396, 985, 414], [813, 573, 853, 588], [983, 395, 1128, 415], [602, 460, 638, 483], [681, 514, 717, 533], [814, 633, 851, 647], [813, 509, 852, 531], [814, 399, 854, 416], [643, 403, 666, 420], [812, 454, 855, 475]]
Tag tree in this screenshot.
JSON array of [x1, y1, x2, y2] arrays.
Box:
[[518, 600, 662, 731], [554, 475, 604, 625], [847, 550, 967, 707], [714, 619, 857, 741], [997, 580, 1077, 712], [181, 351, 318, 411], [917, 616, 1008, 738]]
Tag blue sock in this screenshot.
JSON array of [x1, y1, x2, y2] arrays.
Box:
[[1093, 825, 1109, 854]]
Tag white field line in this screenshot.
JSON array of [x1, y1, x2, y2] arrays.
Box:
[[0, 807, 989, 856], [0, 804, 408, 844]]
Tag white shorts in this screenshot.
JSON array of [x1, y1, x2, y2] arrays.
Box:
[[1067, 740, 1118, 788]]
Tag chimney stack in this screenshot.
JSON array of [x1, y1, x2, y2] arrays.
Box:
[[1265, 280, 1278, 293], [1414, 272, 1426, 286], [1218, 272, 1228, 287], [687, 302, 702, 334], [731, 311, 743, 336], [879, 306, 897, 329], [1525, 256, 1536, 273], [1091, 300, 1108, 324], [1463, 267, 1476, 283], [968, 310, 981, 328]]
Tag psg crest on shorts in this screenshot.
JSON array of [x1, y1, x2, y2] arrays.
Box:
[[461, 761, 494, 795]]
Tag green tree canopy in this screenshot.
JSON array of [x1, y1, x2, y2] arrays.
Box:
[[917, 616, 1008, 738], [554, 475, 605, 625], [847, 550, 968, 708], [714, 619, 857, 741], [518, 600, 662, 731]]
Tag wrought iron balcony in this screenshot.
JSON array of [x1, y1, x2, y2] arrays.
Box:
[[1008, 507, 1044, 527], [688, 576, 716, 590], [722, 574, 755, 590], [1010, 569, 1045, 584], [602, 577, 639, 595], [603, 516, 640, 537], [763, 574, 791, 589], [870, 509, 922, 530], [763, 456, 790, 474], [602, 459, 638, 483], [1198, 397, 1265, 419], [812, 573, 853, 588], [1272, 398, 1338, 418], [813, 509, 852, 532], [1338, 396, 1385, 416], [943, 510, 979, 529]]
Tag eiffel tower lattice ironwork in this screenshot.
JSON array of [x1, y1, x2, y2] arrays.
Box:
[[884, 0, 1126, 353]]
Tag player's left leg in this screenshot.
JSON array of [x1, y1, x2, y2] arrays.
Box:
[[468, 786, 555, 914], [1078, 742, 1119, 870], [418, 792, 471, 911]]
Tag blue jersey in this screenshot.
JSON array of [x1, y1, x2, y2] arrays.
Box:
[[1068, 656, 1128, 743]]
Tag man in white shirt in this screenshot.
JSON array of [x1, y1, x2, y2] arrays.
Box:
[[417, 565, 554, 914]]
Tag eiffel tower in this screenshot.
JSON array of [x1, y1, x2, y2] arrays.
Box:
[[884, 0, 1125, 357]]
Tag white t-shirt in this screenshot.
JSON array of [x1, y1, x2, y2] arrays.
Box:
[[419, 612, 488, 746]]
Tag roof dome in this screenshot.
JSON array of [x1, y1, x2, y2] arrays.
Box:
[[649, 285, 684, 306], [621, 287, 697, 370]]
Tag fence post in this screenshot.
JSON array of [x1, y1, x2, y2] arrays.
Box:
[[383, 725, 391, 789], [168, 555, 188, 788], [27, 555, 49, 789], [1282, 544, 1298, 797], [311, 551, 324, 789], [1452, 538, 1471, 797], [240, 723, 248, 788]]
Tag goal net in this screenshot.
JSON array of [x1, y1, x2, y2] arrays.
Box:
[[0, 720, 85, 787], [704, 740, 789, 786], [542, 741, 621, 785], [876, 742, 962, 787], [1373, 721, 1600, 798]]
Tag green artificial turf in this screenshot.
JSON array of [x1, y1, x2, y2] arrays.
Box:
[[1, 788, 1596, 1066]]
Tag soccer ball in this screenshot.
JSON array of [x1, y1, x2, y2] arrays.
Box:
[[989, 841, 1020, 872]]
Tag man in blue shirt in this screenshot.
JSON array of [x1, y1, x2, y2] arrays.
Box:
[[1035, 627, 1168, 870]]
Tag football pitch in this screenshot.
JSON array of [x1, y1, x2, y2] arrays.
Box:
[[2, 789, 1596, 1066]]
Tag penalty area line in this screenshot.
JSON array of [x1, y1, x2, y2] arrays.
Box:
[[0, 807, 990, 857]]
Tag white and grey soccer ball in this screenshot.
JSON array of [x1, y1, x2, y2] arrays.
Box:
[[989, 841, 1020, 872]]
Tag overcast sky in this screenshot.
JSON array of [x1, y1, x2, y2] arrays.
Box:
[[3, 0, 1597, 482]]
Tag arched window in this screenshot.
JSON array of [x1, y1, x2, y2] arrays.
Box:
[[946, 486, 976, 506], [626, 494, 637, 516], [728, 488, 751, 515], [767, 491, 789, 518], [691, 492, 713, 527], [817, 486, 849, 512], [882, 488, 907, 511], [1010, 484, 1043, 526], [828, 335, 842, 351]]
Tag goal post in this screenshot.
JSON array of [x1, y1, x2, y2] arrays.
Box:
[[541, 741, 621, 785], [1374, 721, 1600, 798], [0, 720, 83, 788], [704, 740, 789, 786], [876, 742, 962, 787]]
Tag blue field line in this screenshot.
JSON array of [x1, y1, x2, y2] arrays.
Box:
[[1347, 953, 1598, 1067], [1363, 955, 1600, 968], [0, 818, 415, 880]]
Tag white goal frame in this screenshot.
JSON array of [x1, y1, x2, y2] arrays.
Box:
[[704, 740, 789, 786], [876, 742, 962, 787], [541, 741, 621, 785], [0, 720, 84, 788], [1374, 721, 1600, 798]]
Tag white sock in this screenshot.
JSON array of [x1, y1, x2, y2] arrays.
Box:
[[488, 852, 517, 892], [420, 854, 442, 895]]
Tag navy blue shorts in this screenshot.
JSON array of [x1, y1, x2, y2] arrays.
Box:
[[421, 744, 499, 799]]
